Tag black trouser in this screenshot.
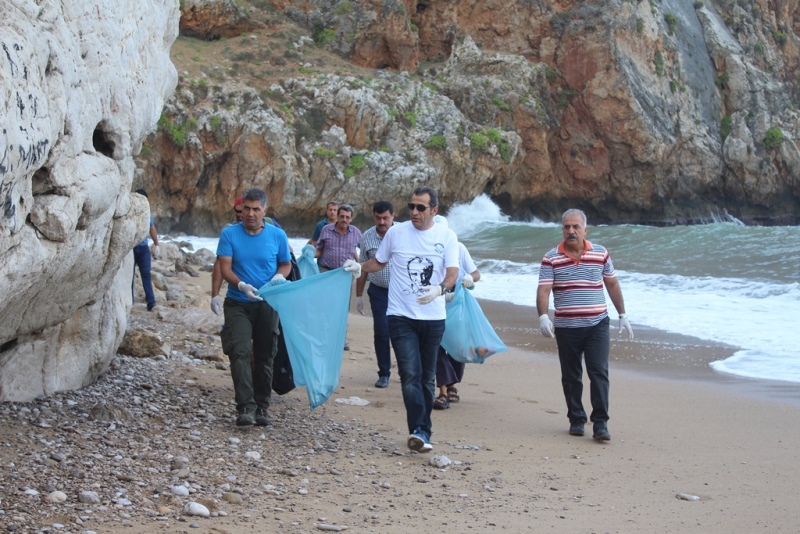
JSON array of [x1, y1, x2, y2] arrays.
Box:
[[221, 298, 279, 414], [555, 317, 610, 425]]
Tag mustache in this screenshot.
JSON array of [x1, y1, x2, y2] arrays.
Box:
[[567, 233, 578, 239]]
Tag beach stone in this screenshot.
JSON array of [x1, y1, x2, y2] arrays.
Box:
[[78, 491, 101, 504], [429, 455, 453, 468], [676, 492, 700, 501], [172, 486, 190, 497], [119, 329, 170, 358], [184, 502, 210, 517], [222, 492, 243, 504], [153, 273, 169, 291], [45, 491, 67, 503]]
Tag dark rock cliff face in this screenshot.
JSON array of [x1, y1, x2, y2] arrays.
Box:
[[140, 0, 800, 233]]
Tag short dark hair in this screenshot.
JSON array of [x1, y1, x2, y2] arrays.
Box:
[[411, 186, 439, 208], [135, 188, 148, 198], [372, 200, 394, 214], [242, 188, 267, 207], [327, 201, 340, 208], [338, 204, 354, 215]]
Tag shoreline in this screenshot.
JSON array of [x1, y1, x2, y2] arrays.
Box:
[[475, 298, 800, 408]]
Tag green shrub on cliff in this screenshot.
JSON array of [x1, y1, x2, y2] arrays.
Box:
[[158, 113, 196, 147], [314, 147, 336, 158], [491, 97, 511, 112], [424, 135, 446, 149], [664, 13, 677, 35], [654, 50, 665, 76], [763, 127, 785, 149], [315, 28, 336, 45], [771, 29, 787, 46], [469, 132, 488, 152], [343, 154, 367, 178], [720, 115, 732, 140]]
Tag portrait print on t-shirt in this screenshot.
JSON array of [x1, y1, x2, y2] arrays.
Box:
[[405, 256, 433, 295]]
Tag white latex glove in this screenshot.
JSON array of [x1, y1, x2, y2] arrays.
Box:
[[416, 285, 442, 305], [444, 291, 455, 303], [356, 296, 365, 316], [343, 259, 361, 278], [238, 281, 263, 301], [539, 314, 555, 338], [268, 273, 288, 287], [461, 274, 475, 289], [619, 314, 634, 340], [152, 245, 160, 259], [302, 244, 316, 260], [210, 295, 222, 316]]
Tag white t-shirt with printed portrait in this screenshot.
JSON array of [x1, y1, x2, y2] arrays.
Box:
[[376, 220, 459, 321]]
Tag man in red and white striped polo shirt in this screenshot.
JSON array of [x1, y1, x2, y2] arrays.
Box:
[[536, 209, 634, 442]]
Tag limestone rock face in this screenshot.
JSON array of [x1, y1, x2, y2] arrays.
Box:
[[180, 0, 261, 40], [253, 0, 800, 225], [0, 0, 178, 401]]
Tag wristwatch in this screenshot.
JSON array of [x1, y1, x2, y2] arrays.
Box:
[[439, 282, 448, 294]]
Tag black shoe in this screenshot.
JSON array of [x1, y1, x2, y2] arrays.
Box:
[[569, 422, 585, 436], [344, 343, 350, 351], [374, 376, 389, 388], [147, 303, 156, 311], [236, 409, 255, 426], [255, 408, 270, 426], [593, 424, 611, 441]]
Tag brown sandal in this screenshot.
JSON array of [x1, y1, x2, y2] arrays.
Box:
[[433, 393, 450, 410], [446, 387, 460, 403]]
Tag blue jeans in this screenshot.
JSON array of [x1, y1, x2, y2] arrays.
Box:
[[388, 315, 445, 436], [132, 243, 155, 308], [555, 317, 610, 425], [367, 284, 391, 378]]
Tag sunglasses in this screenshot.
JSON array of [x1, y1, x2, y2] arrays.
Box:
[[407, 203, 431, 212], [234, 209, 243, 214]]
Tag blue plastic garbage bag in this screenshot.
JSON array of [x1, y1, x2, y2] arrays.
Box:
[[256, 268, 351, 409], [297, 244, 320, 279], [440, 283, 508, 364]]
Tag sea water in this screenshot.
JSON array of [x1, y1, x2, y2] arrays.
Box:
[[174, 196, 800, 385]]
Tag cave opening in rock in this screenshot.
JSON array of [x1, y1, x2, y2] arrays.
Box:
[[93, 124, 116, 158], [0, 338, 18, 354]]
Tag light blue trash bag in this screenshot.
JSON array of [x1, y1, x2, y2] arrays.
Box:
[[296, 244, 320, 279], [256, 268, 351, 409], [440, 283, 508, 364]]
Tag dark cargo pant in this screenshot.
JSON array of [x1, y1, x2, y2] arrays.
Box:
[[221, 298, 279, 415]]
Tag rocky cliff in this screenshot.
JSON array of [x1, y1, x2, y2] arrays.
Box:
[[0, 0, 178, 401], [137, 0, 799, 233]]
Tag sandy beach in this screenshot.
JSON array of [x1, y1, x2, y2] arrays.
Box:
[[3, 267, 799, 533], [331, 292, 800, 532]]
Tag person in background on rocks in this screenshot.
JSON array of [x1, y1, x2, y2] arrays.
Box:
[[210, 196, 245, 315], [355, 201, 395, 388], [217, 188, 292, 426], [431, 215, 481, 410], [307, 200, 339, 247], [346, 186, 459, 453], [537, 208, 634, 441], [133, 189, 160, 312], [316, 203, 362, 351]]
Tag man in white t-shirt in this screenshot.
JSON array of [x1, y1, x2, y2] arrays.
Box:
[[345, 186, 459, 452]]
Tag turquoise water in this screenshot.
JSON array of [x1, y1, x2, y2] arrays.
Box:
[[179, 195, 800, 384], [445, 196, 800, 384]]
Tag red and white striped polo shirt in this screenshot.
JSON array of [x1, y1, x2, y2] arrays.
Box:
[[538, 239, 616, 328]]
